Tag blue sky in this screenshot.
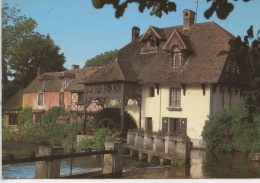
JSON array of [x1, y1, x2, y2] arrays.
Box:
[[5, 0, 260, 69]]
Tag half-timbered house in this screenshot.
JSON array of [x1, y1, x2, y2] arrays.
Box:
[[81, 9, 251, 148], [21, 65, 100, 124]]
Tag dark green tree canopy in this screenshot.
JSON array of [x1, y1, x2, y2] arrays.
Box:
[[92, 0, 251, 19], [10, 34, 66, 88], [84, 49, 118, 68], [2, 2, 66, 104]]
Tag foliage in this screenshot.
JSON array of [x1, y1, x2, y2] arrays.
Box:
[[17, 107, 33, 130], [3, 119, 84, 148], [3, 106, 84, 151], [2, 2, 66, 104], [77, 128, 119, 150], [92, 0, 251, 19], [202, 106, 260, 153], [62, 120, 85, 153], [84, 49, 118, 68], [10, 34, 66, 89], [43, 106, 69, 124], [177, 159, 185, 168]]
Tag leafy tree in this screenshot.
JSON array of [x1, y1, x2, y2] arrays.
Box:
[[2, 2, 66, 104], [10, 34, 66, 89], [2, 2, 38, 102], [84, 49, 118, 68], [92, 0, 251, 19]]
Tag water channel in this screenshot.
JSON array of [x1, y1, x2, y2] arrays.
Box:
[[2, 142, 260, 179]]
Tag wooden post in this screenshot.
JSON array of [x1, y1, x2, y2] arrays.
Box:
[[35, 146, 64, 178], [103, 142, 123, 177], [120, 83, 125, 130]]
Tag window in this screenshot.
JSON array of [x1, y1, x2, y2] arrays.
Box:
[[9, 114, 18, 125], [169, 88, 181, 107], [38, 93, 43, 106], [40, 80, 52, 90], [169, 118, 181, 132], [145, 117, 153, 131], [60, 92, 64, 106], [162, 117, 187, 134], [149, 87, 155, 97], [146, 37, 156, 47], [61, 78, 74, 88], [78, 93, 84, 103], [35, 114, 43, 124], [172, 52, 182, 68]]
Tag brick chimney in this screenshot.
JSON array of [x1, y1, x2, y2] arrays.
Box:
[[37, 67, 45, 78], [132, 26, 140, 42], [71, 65, 80, 70], [183, 9, 196, 30]]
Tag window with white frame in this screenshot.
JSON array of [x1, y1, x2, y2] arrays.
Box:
[[38, 93, 43, 106], [172, 52, 182, 68], [169, 88, 181, 107]]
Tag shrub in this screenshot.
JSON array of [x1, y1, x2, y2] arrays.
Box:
[[18, 107, 33, 130], [202, 106, 260, 153], [3, 106, 84, 148], [43, 106, 69, 124], [77, 128, 119, 150]]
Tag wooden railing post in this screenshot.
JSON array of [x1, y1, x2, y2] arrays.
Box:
[[103, 142, 123, 177], [35, 146, 64, 178]]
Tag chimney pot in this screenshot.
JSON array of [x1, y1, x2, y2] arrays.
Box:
[[37, 67, 45, 78], [71, 65, 80, 70], [183, 9, 196, 30], [132, 26, 140, 42]]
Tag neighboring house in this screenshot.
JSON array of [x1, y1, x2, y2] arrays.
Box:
[[22, 65, 100, 124], [81, 9, 251, 148], [3, 89, 24, 129]]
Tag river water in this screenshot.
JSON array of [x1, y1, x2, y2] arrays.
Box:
[[2, 142, 260, 179]]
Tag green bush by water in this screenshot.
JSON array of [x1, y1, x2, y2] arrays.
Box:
[[77, 128, 119, 150], [2, 107, 84, 153], [202, 106, 260, 153]]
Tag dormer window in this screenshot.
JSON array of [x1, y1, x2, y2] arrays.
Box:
[[140, 26, 163, 54], [172, 52, 182, 68], [141, 37, 158, 54], [40, 80, 52, 91], [61, 78, 74, 89], [146, 37, 156, 47]]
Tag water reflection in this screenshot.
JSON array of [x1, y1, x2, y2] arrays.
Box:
[[2, 142, 260, 179], [202, 151, 260, 178]]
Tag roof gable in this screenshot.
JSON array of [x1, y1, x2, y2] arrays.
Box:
[[163, 29, 193, 52], [117, 22, 237, 84], [139, 26, 165, 41]]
